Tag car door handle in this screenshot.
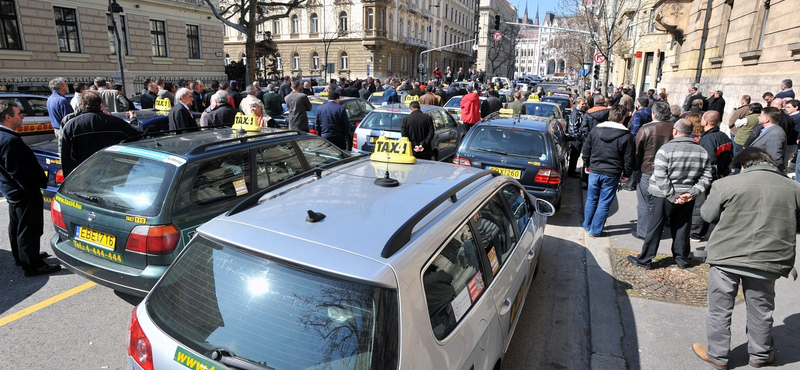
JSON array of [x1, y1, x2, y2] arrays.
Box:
[[498, 298, 512, 316], [526, 248, 535, 261]]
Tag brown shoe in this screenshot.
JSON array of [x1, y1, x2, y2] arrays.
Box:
[[692, 343, 727, 370], [749, 351, 775, 368]]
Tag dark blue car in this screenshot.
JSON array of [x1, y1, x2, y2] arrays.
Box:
[[453, 114, 567, 209]]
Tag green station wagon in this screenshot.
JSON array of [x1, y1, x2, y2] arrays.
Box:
[[50, 127, 349, 296]]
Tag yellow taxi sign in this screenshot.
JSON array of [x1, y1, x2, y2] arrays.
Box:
[[372, 92, 384, 97], [404, 94, 420, 104], [370, 136, 417, 164], [319, 92, 329, 98], [498, 108, 514, 117], [527, 94, 540, 102], [155, 97, 172, 111], [232, 112, 261, 132]]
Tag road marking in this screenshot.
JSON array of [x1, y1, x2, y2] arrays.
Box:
[[0, 281, 96, 327]]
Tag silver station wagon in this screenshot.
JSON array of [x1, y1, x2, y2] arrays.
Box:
[[127, 138, 554, 370]]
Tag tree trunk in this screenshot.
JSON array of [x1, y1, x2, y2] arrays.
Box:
[[245, 1, 257, 85]]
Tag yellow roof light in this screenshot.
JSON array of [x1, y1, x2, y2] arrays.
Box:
[[370, 136, 417, 164], [154, 97, 172, 111], [232, 113, 261, 132]]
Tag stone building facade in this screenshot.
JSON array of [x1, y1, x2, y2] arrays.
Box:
[[0, 0, 226, 95], [222, 0, 476, 82], [475, 0, 517, 79], [652, 0, 799, 126]]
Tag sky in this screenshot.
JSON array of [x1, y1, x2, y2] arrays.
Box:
[[513, 0, 565, 22]]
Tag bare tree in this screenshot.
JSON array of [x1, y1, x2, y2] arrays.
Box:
[[486, 23, 521, 79], [555, 0, 639, 94], [204, 0, 306, 84]]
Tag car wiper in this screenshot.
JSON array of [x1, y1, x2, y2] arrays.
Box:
[[73, 193, 104, 205], [473, 148, 508, 155], [210, 348, 275, 370]]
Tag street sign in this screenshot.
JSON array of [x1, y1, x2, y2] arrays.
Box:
[[593, 51, 606, 64], [635, 51, 643, 58], [418, 62, 425, 69], [493, 31, 503, 41]]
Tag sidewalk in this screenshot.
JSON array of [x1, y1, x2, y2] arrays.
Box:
[[580, 179, 800, 370]]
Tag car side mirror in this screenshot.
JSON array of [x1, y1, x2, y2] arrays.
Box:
[[534, 198, 555, 216]]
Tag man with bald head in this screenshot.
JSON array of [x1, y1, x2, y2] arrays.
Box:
[[690, 110, 732, 241]]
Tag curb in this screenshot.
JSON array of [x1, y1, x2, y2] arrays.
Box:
[[582, 185, 628, 369]]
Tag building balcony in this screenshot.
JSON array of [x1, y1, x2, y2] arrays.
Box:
[[407, 2, 418, 14], [421, 8, 430, 18]]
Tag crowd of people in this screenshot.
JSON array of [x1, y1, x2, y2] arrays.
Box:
[[574, 78, 799, 370]]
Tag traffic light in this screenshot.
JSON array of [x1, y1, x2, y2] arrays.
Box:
[[593, 64, 600, 80], [494, 15, 501, 31]]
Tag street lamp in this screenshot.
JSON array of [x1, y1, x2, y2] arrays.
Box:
[[108, 0, 130, 96], [426, 4, 440, 80]]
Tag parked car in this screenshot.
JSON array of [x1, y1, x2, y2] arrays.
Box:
[[443, 95, 488, 120], [523, 101, 568, 129], [50, 127, 350, 296], [127, 145, 554, 370], [273, 96, 374, 138], [352, 103, 462, 161], [541, 95, 573, 117], [454, 113, 567, 209], [0, 92, 55, 145]]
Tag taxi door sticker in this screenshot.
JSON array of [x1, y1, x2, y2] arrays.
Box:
[[451, 287, 472, 322], [467, 271, 485, 302], [487, 247, 500, 274], [174, 346, 220, 370], [233, 179, 248, 196]]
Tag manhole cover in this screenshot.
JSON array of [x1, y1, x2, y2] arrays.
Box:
[[609, 248, 742, 307]]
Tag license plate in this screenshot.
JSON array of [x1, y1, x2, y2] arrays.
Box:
[[488, 166, 521, 179], [75, 226, 116, 250]]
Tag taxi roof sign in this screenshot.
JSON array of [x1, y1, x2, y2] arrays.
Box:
[[498, 108, 514, 117], [232, 112, 261, 132], [154, 97, 172, 111], [370, 136, 417, 164]]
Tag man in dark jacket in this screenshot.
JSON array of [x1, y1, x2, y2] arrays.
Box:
[[262, 84, 284, 118], [203, 80, 219, 109], [206, 90, 239, 127], [706, 89, 725, 116], [140, 82, 158, 110], [692, 147, 800, 370], [169, 88, 198, 132], [629, 97, 653, 136], [632, 101, 674, 239], [358, 82, 371, 100], [480, 90, 502, 118], [0, 100, 60, 276], [580, 95, 610, 138], [581, 105, 634, 237], [190, 80, 205, 112], [691, 111, 732, 242], [682, 86, 707, 112], [567, 97, 587, 177], [314, 92, 349, 150], [278, 76, 292, 100], [343, 83, 360, 98], [401, 101, 435, 160], [60, 91, 140, 177]]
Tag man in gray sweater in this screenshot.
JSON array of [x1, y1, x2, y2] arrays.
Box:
[[628, 118, 712, 269], [692, 147, 800, 370], [284, 81, 312, 132]]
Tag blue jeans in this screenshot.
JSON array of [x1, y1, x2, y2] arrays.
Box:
[[583, 172, 620, 236]]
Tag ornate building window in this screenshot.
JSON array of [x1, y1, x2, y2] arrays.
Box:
[[54, 6, 81, 53], [367, 9, 374, 30], [291, 15, 299, 34], [0, 0, 22, 50], [310, 13, 318, 33], [340, 51, 349, 70], [292, 52, 300, 70], [339, 11, 348, 32]]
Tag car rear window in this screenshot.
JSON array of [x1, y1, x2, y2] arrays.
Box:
[[444, 97, 461, 108], [523, 103, 558, 118], [59, 152, 175, 216], [357, 112, 405, 131], [146, 236, 399, 370], [466, 127, 547, 160]]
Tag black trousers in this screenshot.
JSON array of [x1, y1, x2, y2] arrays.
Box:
[[568, 145, 581, 175], [635, 196, 693, 265], [9, 194, 45, 270], [691, 189, 715, 237]]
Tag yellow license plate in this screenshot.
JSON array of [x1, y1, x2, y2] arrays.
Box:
[[488, 166, 522, 179], [75, 226, 116, 250]]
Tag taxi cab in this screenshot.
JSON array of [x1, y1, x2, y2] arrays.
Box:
[[50, 126, 350, 296], [127, 136, 554, 370]]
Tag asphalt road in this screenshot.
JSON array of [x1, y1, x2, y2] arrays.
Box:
[[0, 177, 592, 369]]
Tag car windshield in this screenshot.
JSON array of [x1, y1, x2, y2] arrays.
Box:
[[523, 103, 559, 118], [444, 97, 462, 108], [58, 152, 176, 216], [357, 112, 405, 131], [541, 98, 568, 111], [146, 236, 399, 370], [466, 127, 547, 159]]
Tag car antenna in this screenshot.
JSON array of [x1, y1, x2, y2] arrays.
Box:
[[374, 114, 399, 188]]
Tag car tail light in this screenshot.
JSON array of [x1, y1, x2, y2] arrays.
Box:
[[534, 169, 562, 185], [126, 224, 180, 255], [51, 198, 66, 230], [127, 307, 153, 370], [55, 169, 64, 185], [352, 133, 358, 149], [453, 156, 471, 166]]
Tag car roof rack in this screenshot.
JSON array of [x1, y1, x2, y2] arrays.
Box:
[[226, 154, 369, 216], [186, 129, 303, 155], [380, 170, 498, 258]]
